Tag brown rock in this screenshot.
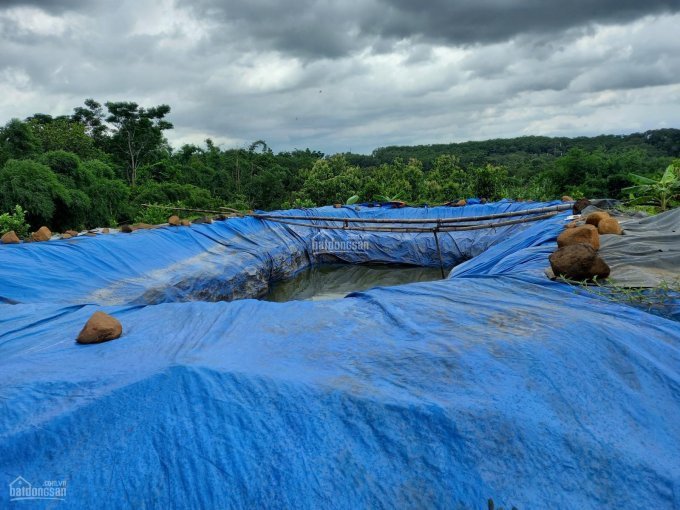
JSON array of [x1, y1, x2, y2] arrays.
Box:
[[333, 203, 342, 208], [76, 311, 123, 344], [598, 217, 623, 235], [456, 199, 467, 207], [549, 244, 610, 281], [102, 228, 110, 234], [565, 221, 579, 229], [31, 226, 52, 242], [65, 230, 79, 237], [61, 233, 72, 239], [192, 216, 213, 224], [168, 215, 181, 226], [120, 224, 133, 233], [572, 198, 591, 214], [180, 219, 191, 226], [585, 211, 610, 227], [561, 195, 574, 202], [557, 224, 600, 250], [1, 231, 20, 244]]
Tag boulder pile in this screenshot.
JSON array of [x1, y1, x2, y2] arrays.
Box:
[[550, 205, 623, 282]]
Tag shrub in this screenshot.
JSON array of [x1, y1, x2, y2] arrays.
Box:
[[0, 159, 70, 227], [133, 203, 176, 225], [86, 178, 130, 228], [0, 205, 30, 237], [131, 182, 217, 210]]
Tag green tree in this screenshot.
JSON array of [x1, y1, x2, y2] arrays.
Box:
[[27, 115, 103, 160], [40, 151, 94, 188], [421, 155, 468, 202], [472, 164, 509, 200], [0, 159, 70, 227], [104, 101, 173, 186], [0, 119, 38, 164], [72, 98, 108, 144], [296, 156, 362, 206]]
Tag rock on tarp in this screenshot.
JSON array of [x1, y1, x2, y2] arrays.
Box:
[[0, 201, 678, 509]]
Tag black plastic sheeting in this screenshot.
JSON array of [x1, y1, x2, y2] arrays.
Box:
[[598, 207, 680, 288]]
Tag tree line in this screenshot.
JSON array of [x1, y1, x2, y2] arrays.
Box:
[[0, 99, 678, 232]]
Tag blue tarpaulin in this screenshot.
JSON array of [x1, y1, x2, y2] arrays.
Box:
[[1, 201, 678, 509]]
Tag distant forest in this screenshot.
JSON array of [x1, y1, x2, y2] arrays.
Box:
[[1, 98, 679, 231]]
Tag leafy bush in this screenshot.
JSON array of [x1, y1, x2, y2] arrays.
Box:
[[0, 159, 70, 227], [131, 182, 218, 210], [86, 178, 130, 227], [53, 188, 91, 232], [133, 203, 176, 225], [81, 159, 116, 180], [282, 197, 316, 209], [0, 205, 30, 237]]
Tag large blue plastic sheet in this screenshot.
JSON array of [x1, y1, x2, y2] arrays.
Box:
[[1, 201, 678, 509]]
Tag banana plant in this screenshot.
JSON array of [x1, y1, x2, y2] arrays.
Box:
[[375, 192, 404, 203], [622, 164, 680, 211]]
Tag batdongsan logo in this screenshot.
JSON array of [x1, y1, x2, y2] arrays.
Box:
[[311, 232, 370, 255], [9, 476, 67, 502]]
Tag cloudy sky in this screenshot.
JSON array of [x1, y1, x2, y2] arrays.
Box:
[[1, 0, 679, 153]]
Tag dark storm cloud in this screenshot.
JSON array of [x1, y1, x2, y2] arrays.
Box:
[[183, 0, 680, 59], [0, 0, 87, 12], [181, 0, 374, 59], [365, 0, 680, 45]]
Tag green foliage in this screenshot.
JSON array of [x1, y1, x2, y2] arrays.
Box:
[[0, 118, 39, 164], [0, 159, 70, 226], [72, 98, 108, 143], [86, 178, 130, 228], [560, 276, 680, 320], [375, 192, 403, 203], [295, 156, 362, 206], [471, 164, 509, 200], [130, 182, 218, 210], [623, 162, 680, 211], [27, 115, 103, 159], [3, 102, 680, 232], [420, 154, 467, 203], [133, 203, 176, 225], [0, 205, 30, 237], [282, 197, 316, 209], [75, 100, 173, 186], [40, 150, 94, 188]]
